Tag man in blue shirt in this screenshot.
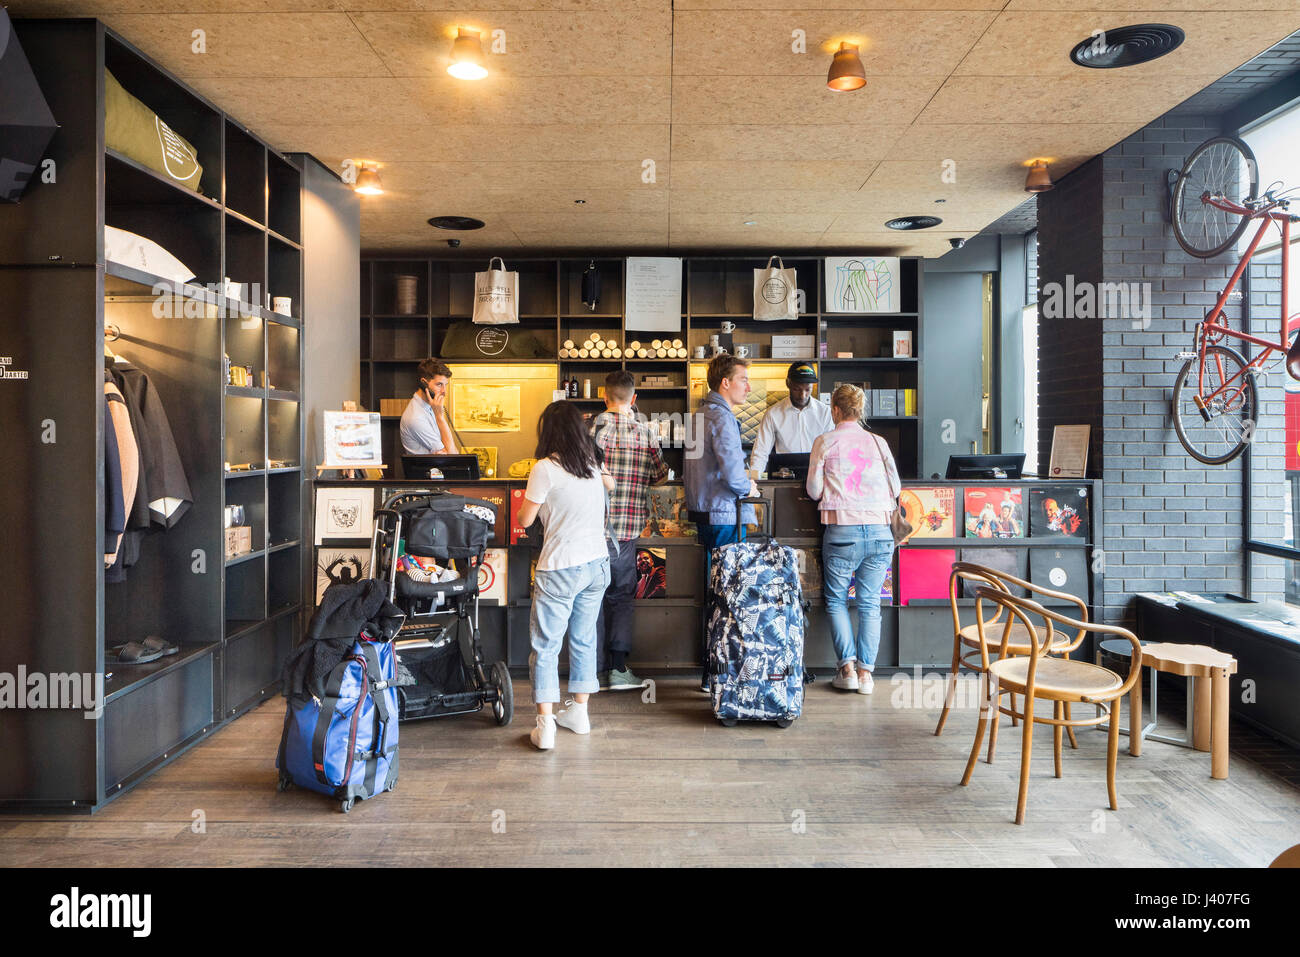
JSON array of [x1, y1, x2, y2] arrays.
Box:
[[685, 352, 759, 691], [399, 358, 458, 455]]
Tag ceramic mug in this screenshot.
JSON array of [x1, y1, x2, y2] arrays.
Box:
[[694, 346, 707, 358], [272, 296, 292, 315], [735, 344, 750, 358], [720, 321, 736, 334]]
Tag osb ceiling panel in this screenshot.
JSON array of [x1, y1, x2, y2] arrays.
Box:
[[8, 1, 1298, 257]]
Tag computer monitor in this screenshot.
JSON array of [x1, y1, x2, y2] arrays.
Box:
[[401, 454, 481, 481], [765, 452, 812, 480], [945, 453, 1026, 480]]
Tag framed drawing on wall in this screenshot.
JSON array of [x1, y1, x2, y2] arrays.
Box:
[[824, 256, 899, 313], [1048, 424, 1091, 478]]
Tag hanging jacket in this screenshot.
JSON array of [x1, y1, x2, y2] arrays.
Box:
[[104, 373, 140, 565], [104, 395, 125, 567], [110, 361, 192, 529]]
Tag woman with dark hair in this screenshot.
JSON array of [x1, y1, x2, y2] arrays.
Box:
[[514, 401, 615, 750]]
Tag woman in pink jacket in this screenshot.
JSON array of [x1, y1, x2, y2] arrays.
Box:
[[805, 385, 900, 694]]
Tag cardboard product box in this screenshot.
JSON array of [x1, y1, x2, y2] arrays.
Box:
[[771, 346, 811, 360], [224, 525, 252, 560], [770, 334, 815, 350]]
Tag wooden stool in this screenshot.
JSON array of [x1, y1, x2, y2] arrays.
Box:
[[1135, 642, 1238, 780]]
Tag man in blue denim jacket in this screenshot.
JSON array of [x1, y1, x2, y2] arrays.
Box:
[[685, 353, 759, 547]]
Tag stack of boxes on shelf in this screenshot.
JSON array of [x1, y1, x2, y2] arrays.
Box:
[[639, 374, 674, 388]]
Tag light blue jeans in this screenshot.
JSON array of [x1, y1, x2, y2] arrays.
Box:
[[822, 524, 894, 670], [529, 556, 611, 704]]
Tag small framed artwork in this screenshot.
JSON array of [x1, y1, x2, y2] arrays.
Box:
[[314, 486, 374, 544], [1048, 424, 1091, 478], [321, 411, 383, 469]]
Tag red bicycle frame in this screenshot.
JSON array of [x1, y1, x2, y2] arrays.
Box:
[[1191, 195, 1297, 419]]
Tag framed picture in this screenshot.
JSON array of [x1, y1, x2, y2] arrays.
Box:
[[1048, 424, 1091, 478], [461, 445, 499, 479], [634, 547, 667, 599], [314, 486, 374, 543], [315, 548, 371, 604], [472, 548, 507, 604], [824, 256, 899, 313], [452, 383, 520, 433], [322, 411, 383, 468]]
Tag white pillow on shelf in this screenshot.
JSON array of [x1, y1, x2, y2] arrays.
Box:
[[104, 224, 196, 283]]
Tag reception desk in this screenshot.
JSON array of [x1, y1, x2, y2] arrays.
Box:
[[312, 478, 1101, 673]]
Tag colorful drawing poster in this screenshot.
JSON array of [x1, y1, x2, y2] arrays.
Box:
[[1028, 486, 1090, 539], [897, 548, 956, 605], [964, 487, 1024, 539], [824, 256, 899, 313], [900, 486, 956, 538], [634, 547, 667, 598]]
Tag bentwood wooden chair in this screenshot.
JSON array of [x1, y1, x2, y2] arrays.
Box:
[[935, 562, 1088, 756], [960, 587, 1143, 825]]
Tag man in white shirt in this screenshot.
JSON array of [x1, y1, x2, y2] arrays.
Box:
[[399, 358, 459, 455], [749, 361, 833, 476]]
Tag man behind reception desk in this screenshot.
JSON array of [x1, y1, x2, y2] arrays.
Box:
[[749, 361, 833, 477], [399, 357, 459, 455], [685, 353, 759, 691]]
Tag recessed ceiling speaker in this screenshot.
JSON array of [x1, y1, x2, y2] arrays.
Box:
[[1070, 24, 1185, 69], [885, 216, 943, 230], [428, 216, 485, 230]]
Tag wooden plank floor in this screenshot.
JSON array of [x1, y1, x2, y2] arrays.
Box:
[[2, 676, 1298, 867]]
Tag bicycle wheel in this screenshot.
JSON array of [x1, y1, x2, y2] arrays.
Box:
[[1172, 135, 1258, 259], [1171, 344, 1257, 464]]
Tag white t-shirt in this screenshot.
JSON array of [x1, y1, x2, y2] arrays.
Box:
[[524, 456, 608, 572]]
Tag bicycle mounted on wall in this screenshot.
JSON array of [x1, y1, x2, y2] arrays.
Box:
[[1167, 134, 1300, 465]]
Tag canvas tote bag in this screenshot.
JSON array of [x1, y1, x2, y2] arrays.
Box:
[[472, 257, 519, 324], [752, 256, 798, 321]]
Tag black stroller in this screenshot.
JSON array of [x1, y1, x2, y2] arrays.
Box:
[[370, 490, 513, 726]]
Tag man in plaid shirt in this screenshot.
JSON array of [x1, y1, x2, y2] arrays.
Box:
[[589, 370, 669, 690]]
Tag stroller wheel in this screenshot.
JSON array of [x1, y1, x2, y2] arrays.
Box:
[[490, 660, 514, 726]]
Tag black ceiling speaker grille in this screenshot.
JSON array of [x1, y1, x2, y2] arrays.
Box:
[[1070, 24, 1185, 69], [885, 216, 943, 230], [428, 216, 485, 230]]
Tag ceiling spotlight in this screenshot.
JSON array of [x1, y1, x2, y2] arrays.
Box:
[[448, 28, 488, 80], [743, 220, 757, 226], [827, 42, 866, 93], [1070, 24, 1185, 69], [1024, 160, 1053, 193], [934, 198, 947, 204], [354, 165, 383, 196], [574, 199, 587, 205], [885, 216, 943, 230]]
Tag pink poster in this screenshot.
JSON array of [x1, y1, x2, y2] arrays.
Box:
[[898, 547, 956, 605]]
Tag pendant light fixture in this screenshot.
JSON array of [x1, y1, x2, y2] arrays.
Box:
[[448, 28, 488, 80], [1024, 160, 1053, 193], [827, 42, 866, 92], [354, 164, 383, 196]]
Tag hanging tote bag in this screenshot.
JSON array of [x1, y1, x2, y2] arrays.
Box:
[[472, 257, 519, 324], [752, 256, 798, 321]]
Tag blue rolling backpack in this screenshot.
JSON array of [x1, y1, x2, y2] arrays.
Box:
[[277, 582, 403, 813]]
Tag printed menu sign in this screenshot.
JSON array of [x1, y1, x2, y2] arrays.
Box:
[[625, 257, 682, 332]]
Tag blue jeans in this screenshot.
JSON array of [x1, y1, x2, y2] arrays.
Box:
[[822, 524, 894, 670], [696, 522, 745, 549], [529, 556, 610, 704]]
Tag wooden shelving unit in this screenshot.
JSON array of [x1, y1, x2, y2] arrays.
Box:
[[0, 19, 305, 810], [360, 255, 924, 477]]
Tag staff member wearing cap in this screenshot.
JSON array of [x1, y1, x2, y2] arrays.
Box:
[[748, 362, 834, 477]]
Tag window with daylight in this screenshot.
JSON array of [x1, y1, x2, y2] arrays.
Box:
[[1239, 96, 1300, 604]]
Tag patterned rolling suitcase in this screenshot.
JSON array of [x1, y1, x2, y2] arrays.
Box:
[[706, 496, 806, 726]]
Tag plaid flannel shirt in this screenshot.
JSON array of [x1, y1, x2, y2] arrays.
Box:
[[590, 410, 669, 541]]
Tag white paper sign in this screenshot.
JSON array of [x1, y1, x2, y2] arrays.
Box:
[[625, 257, 683, 332], [322, 411, 383, 468]]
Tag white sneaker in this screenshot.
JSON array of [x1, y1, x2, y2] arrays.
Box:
[[554, 699, 591, 735], [832, 672, 860, 691], [530, 714, 556, 750], [857, 672, 874, 695]]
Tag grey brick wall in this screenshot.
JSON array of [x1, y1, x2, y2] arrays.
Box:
[[1037, 114, 1285, 625]]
